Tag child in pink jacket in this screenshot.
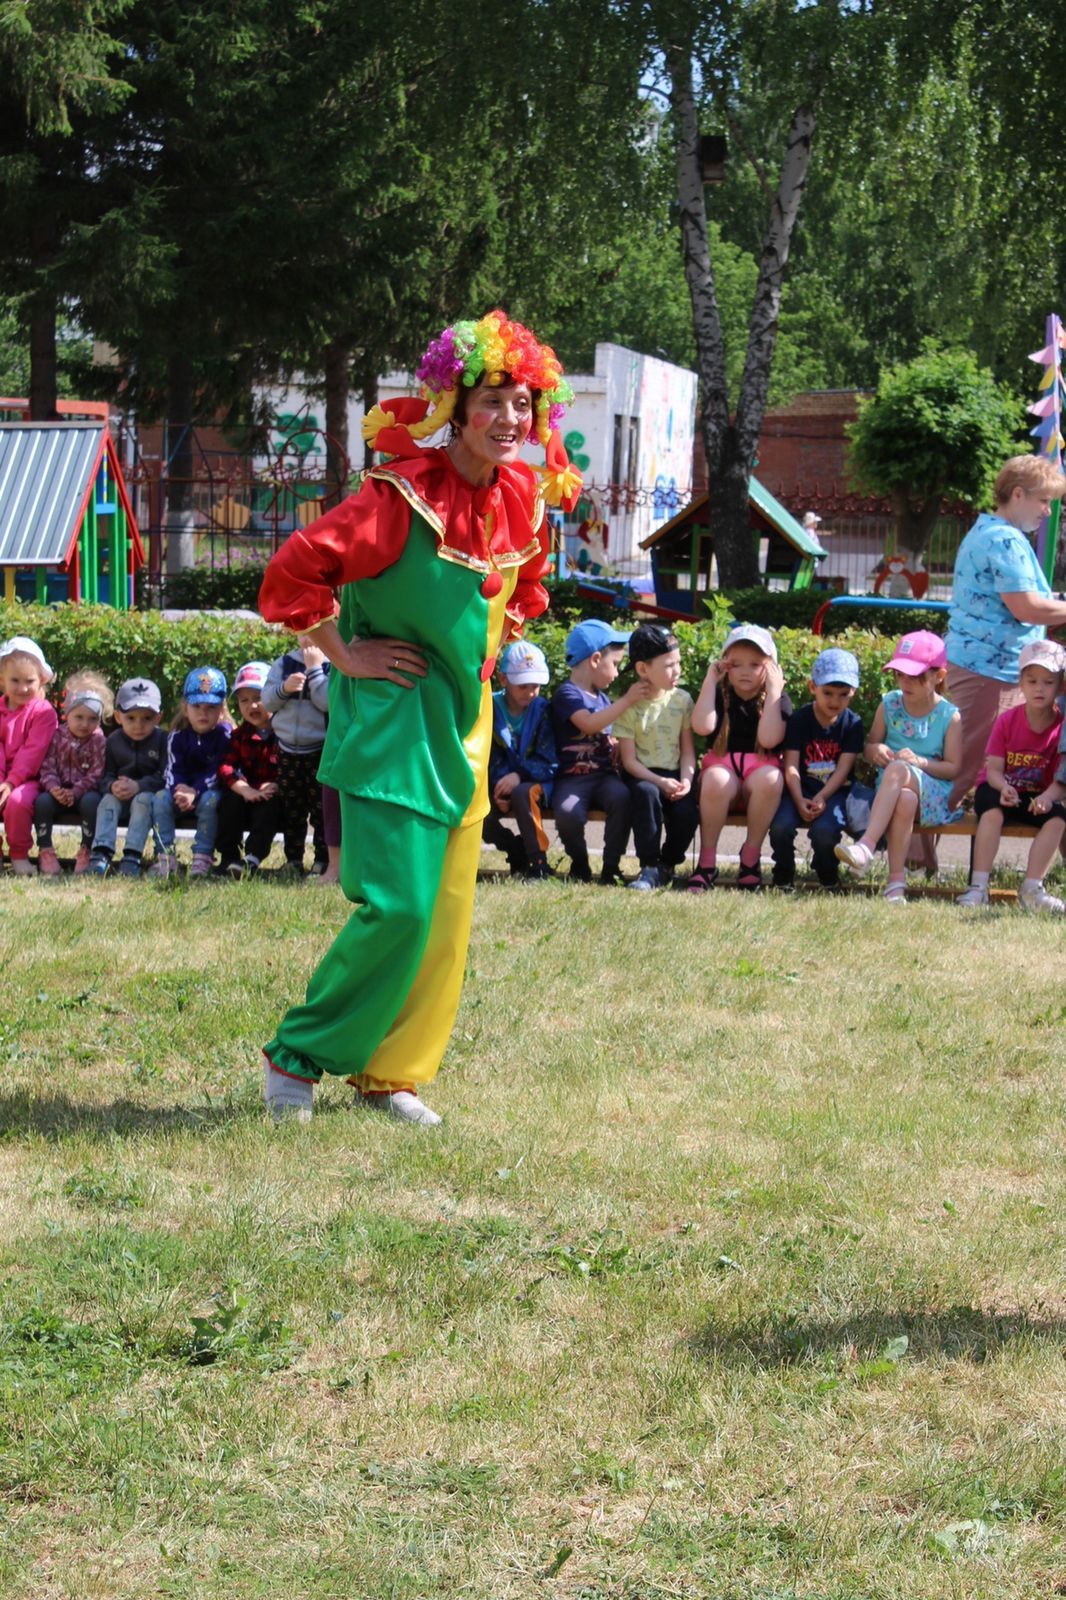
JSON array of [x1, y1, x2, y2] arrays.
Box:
[[0, 635, 59, 875]]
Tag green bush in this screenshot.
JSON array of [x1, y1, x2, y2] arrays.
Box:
[[3, 599, 902, 738], [159, 564, 268, 610], [0, 602, 281, 719], [712, 585, 949, 637]]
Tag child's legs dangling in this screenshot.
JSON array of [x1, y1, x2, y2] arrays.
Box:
[[1025, 814, 1066, 883], [741, 765, 783, 856], [856, 761, 912, 857], [192, 788, 221, 857], [885, 784, 920, 879], [696, 766, 739, 866], [4, 783, 38, 859]]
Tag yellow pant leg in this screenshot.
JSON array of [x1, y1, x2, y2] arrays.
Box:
[[351, 817, 483, 1094]]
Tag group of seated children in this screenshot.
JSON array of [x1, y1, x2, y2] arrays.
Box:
[[487, 617, 1066, 908], [0, 633, 343, 881], [5, 614, 1064, 905]]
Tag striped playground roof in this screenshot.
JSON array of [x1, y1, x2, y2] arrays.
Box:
[[0, 421, 108, 566]]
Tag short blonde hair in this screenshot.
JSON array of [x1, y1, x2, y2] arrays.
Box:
[[994, 455, 1066, 505], [63, 669, 114, 722]]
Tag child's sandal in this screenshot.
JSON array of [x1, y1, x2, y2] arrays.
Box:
[[686, 866, 718, 893], [736, 862, 763, 891]]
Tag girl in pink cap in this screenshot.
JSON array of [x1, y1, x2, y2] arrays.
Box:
[[835, 630, 962, 902]]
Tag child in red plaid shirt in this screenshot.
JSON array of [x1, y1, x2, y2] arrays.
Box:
[[215, 662, 280, 877]]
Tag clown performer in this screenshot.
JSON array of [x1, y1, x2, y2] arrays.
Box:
[[258, 310, 581, 1124]]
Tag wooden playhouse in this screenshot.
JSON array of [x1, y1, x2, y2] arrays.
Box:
[[0, 418, 145, 607]]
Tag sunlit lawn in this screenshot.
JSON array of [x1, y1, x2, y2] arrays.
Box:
[[1, 858, 1064, 1599]]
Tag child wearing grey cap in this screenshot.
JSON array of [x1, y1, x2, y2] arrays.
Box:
[[88, 678, 172, 877], [769, 648, 865, 890]]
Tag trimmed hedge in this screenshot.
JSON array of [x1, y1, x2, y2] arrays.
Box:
[[2, 600, 910, 735], [0, 603, 280, 719]]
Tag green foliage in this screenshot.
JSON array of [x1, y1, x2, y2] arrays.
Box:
[[159, 563, 266, 611], [710, 586, 950, 638], [0, 601, 279, 717], [847, 344, 1022, 504]]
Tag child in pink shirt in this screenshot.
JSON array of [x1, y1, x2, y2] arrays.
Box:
[[957, 639, 1066, 911], [0, 635, 59, 875]]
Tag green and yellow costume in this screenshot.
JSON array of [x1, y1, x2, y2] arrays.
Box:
[[259, 450, 549, 1094]]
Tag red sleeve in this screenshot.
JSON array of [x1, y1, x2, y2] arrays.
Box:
[[258, 478, 411, 634], [504, 523, 550, 639]]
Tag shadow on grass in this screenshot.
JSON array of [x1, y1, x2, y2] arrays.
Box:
[[0, 1090, 243, 1142], [692, 1304, 1066, 1367]]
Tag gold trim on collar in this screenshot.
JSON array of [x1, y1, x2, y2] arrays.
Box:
[[368, 468, 446, 539], [492, 537, 541, 569], [437, 543, 491, 574]]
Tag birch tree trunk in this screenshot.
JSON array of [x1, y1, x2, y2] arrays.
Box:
[[668, 33, 818, 590]]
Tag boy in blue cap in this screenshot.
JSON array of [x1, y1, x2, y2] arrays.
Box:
[[550, 618, 651, 883], [483, 640, 558, 878], [158, 665, 232, 878], [769, 646, 865, 890]]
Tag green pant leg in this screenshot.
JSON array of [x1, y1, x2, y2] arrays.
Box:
[[264, 795, 448, 1081]]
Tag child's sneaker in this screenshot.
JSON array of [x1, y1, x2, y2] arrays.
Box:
[[189, 854, 213, 878], [149, 852, 178, 879], [628, 865, 663, 891], [263, 1055, 314, 1122], [37, 847, 61, 877], [568, 859, 592, 884], [1018, 882, 1065, 913], [10, 858, 35, 877], [835, 839, 873, 876], [87, 851, 111, 877], [116, 855, 142, 878], [956, 883, 990, 907], [73, 844, 92, 875]]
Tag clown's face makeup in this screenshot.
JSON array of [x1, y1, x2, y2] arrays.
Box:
[[450, 381, 533, 484]]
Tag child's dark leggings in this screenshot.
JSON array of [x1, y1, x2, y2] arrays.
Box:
[[34, 789, 100, 849], [276, 748, 326, 866]]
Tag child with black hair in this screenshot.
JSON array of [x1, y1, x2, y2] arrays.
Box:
[[613, 624, 699, 889]]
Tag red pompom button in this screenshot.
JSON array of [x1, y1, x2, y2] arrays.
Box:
[[480, 572, 503, 598], [479, 656, 497, 682]]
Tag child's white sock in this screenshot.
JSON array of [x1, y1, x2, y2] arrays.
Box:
[[1022, 877, 1044, 895], [970, 870, 990, 889]]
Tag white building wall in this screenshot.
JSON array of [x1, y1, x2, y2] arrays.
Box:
[[262, 342, 696, 573]]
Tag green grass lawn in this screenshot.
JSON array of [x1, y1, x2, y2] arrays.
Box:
[[1, 868, 1064, 1599]]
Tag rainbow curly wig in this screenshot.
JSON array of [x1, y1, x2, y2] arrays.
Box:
[[361, 309, 582, 508]]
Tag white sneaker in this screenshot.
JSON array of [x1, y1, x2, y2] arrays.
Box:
[[364, 1089, 442, 1126], [263, 1055, 313, 1121], [835, 840, 873, 876], [1018, 883, 1065, 913], [627, 866, 662, 891], [956, 884, 989, 907]]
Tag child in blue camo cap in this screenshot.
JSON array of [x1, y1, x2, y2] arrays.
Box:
[[769, 647, 865, 890], [157, 666, 232, 878]]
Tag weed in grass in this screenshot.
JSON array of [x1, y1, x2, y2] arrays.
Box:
[[62, 1165, 144, 1210]]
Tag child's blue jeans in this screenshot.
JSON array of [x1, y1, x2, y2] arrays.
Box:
[[155, 788, 221, 858], [769, 792, 848, 885], [93, 790, 175, 858]]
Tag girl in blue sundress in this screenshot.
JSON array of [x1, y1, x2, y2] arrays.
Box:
[[835, 630, 962, 902]]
